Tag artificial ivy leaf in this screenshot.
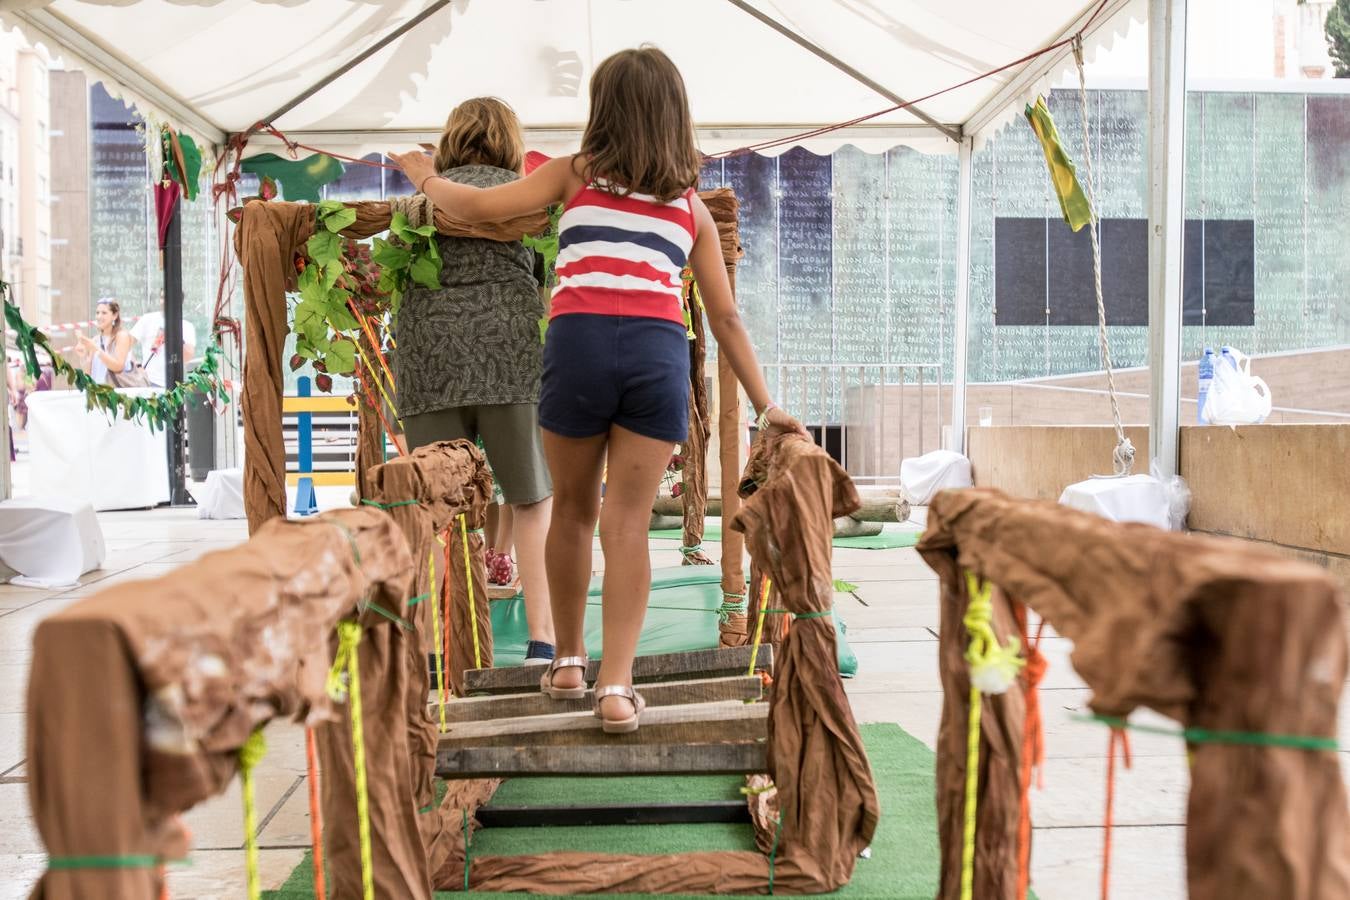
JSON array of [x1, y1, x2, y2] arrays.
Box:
[[295, 341, 318, 361], [389, 212, 412, 242], [326, 339, 357, 375], [307, 230, 342, 267], [425, 240, 442, 263], [323, 206, 357, 234], [321, 260, 343, 291], [832, 578, 859, 593], [327, 303, 359, 334], [408, 254, 441, 289], [411, 223, 437, 237], [538, 316, 548, 344], [371, 237, 410, 270], [297, 265, 327, 305], [294, 299, 329, 344]]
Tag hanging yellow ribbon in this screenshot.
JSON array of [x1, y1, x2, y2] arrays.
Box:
[[460, 514, 483, 671], [960, 571, 1025, 900], [328, 620, 374, 900], [352, 343, 402, 429], [429, 548, 447, 733], [239, 730, 268, 900], [747, 575, 773, 676]]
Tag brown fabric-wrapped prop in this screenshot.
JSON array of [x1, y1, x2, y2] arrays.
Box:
[[430, 431, 877, 895], [26, 508, 412, 900], [702, 188, 749, 645], [680, 277, 714, 566], [235, 199, 549, 532], [918, 488, 1350, 900], [437, 446, 494, 697], [364, 440, 499, 876]]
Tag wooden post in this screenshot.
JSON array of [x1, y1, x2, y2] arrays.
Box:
[[701, 190, 747, 646]]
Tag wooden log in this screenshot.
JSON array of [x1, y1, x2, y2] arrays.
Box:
[[437, 742, 768, 779], [654, 493, 910, 523], [463, 645, 773, 695], [436, 675, 763, 722], [440, 700, 768, 748]]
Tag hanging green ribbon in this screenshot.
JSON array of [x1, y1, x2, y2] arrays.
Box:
[[360, 499, 419, 510]]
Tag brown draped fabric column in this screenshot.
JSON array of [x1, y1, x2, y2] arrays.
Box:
[[701, 188, 748, 645], [917, 488, 1350, 900], [233, 198, 548, 532], [27, 508, 413, 899]]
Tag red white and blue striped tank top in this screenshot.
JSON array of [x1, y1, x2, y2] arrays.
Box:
[[550, 179, 697, 326]]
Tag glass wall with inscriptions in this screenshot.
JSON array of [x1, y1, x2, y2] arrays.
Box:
[[700, 147, 959, 477], [90, 83, 215, 365], [965, 86, 1350, 432]]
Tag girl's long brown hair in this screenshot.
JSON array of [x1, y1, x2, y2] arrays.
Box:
[[578, 46, 700, 203], [434, 97, 525, 174]]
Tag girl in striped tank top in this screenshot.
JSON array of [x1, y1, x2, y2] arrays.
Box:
[[392, 46, 804, 734]]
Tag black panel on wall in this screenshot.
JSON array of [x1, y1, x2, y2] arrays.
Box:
[[995, 216, 1254, 327], [1182, 219, 1255, 326], [993, 218, 1047, 325]]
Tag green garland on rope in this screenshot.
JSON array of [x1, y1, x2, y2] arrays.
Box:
[[4, 284, 229, 433]]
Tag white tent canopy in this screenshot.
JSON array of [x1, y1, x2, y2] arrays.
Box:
[[2, 0, 1141, 156]]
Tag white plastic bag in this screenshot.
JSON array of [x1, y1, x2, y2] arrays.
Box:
[[1201, 348, 1271, 425]]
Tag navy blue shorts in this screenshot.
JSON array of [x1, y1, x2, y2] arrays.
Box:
[[539, 314, 690, 443]]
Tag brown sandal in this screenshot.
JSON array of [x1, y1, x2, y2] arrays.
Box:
[[539, 655, 588, 700], [593, 685, 646, 734]]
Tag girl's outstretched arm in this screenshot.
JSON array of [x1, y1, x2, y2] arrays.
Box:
[[689, 195, 806, 436], [388, 152, 573, 223]]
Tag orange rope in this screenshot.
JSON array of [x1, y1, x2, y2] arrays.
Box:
[[1014, 606, 1048, 900], [1101, 727, 1133, 900], [305, 728, 326, 900], [346, 299, 396, 392], [356, 359, 403, 456]]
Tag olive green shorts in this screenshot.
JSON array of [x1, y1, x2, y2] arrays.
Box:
[[404, 403, 552, 505]]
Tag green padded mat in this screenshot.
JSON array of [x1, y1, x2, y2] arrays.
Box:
[[491, 567, 857, 676], [648, 520, 922, 551], [264, 723, 967, 899]]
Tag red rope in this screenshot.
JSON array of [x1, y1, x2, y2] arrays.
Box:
[[305, 727, 327, 900], [261, 125, 401, 170], [1101, 727, 1133, 900], [356, 358, 404, 456]]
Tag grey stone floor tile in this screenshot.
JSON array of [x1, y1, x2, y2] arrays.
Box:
[[164, 847, 306, 899], [1030, 824, 1186, 900], [0, 782, 42, 853]]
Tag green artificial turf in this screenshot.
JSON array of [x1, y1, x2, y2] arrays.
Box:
[[264, 723, 956, 899]]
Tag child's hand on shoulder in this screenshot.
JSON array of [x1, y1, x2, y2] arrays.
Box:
[[763, 406, 808, 437], [390, 151, 437, 192]]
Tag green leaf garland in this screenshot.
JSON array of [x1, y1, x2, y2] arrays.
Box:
[[3, 284, 229, 432]]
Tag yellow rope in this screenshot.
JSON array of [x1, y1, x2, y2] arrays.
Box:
[[747, 576, 773, 676], [429, 548, 447, 732], [460, 514, 483, 670], [239, 730, 268, 900], [328, 620, 374, 900], [353, 343, 402, 428], [959, 571, 1025, 900]]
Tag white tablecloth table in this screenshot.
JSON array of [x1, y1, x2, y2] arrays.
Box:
[[0, 496, 105, 587], [26, 389, 171, 511], [1058, 474, 1171, 530], [901, 449, 973, 505]]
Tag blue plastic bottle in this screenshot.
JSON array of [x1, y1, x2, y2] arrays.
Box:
[[1197, 347, 1215, 423]]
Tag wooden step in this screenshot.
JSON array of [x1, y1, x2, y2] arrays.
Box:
[[434, 675, 763, 723], [462, 645, 773, 695], [440, 699, 767, 750], [436, 741, 767, 779]]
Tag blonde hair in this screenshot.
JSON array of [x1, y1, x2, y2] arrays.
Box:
[[433, 97, 525, 174], [579, 46, 700, 203]]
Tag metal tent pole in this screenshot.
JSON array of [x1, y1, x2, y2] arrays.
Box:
[[950, 137, 974, 453], [1147, 0, 1188, 477]]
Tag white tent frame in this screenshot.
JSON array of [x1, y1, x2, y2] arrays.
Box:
[[2, 0, 1189, 501]]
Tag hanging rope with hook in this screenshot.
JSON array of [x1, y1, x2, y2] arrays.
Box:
[[1073, 35, 1134, 478]]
